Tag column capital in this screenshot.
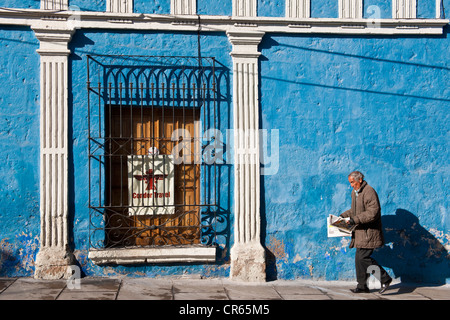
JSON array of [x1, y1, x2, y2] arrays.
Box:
[[226, 30, 265, 59], [32, 27, 75, 56]]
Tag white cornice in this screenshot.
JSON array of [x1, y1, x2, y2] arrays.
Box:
[[0, 8, 448, 35]]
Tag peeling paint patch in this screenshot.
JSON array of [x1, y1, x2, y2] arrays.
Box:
[[15, 232, 39, 273], [0, 232, 39, 276], [267, 235, 286, 259], [293, 254, 311, 263], [423, 226, 450, 259], [308, 264, 314, 277], [328, 238, 350, 254]]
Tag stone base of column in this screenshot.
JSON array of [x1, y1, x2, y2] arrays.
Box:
[[34, 246, 75, 280], [230, 242, 266, 282]]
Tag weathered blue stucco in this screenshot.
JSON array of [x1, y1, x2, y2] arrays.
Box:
[[1, 1, 40, 9], [311, 0, 339, 18], [258, 0, 285, 17], [134, 0, 170, 14], [0, 26, 40, 277], [259, 29, 450, 283], [198, 0, 232, 16], [0, 0, 449, 284], [363, 0, 391, 19], [69, 0, 106, 12]]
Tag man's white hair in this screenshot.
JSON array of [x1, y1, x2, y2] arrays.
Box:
[[348, 171, 364, 181]]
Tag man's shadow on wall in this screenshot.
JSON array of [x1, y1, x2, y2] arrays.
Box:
[[373, 209, 450, 287]]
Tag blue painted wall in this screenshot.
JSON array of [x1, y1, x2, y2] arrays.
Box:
[[1, 1, 40, 9], [69, 0, 106, 12], [0, 0, 448, 283], [363, 0, 391, 19], [198, 0, 232, 15], [259, 29, 450, 283], [134, 0, 170, 14], [311, 0, 339, 18], [0, 26, 40, 277], [258, 0, 285, 17]]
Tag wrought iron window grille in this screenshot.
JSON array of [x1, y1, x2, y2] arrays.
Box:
[[87, 54, 226, 251]]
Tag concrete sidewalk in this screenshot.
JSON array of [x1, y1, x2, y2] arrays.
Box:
[[0, 276, 449, 300]]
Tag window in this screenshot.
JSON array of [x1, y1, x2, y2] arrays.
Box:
[[87, 55, 220, 253]]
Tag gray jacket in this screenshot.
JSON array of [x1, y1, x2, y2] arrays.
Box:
[[340, 181, 384, 249]]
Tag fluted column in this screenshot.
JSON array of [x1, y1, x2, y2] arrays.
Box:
[[32, 28, 75, 279], [227, 30, 266, 282]]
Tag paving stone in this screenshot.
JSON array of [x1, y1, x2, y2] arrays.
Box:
[[173, 279, 225, 294], [76, 277, 121, 291], [414, 287, 450, 300], [57, 290, 117, 300], [117, 278, 173, 300], [273, 284, 325, 296], [0, 277, 448, 301], [0, 278, 16, 293], [377, 288, 431, 300], [174, 292, 229, 300], [0, 278, 65, 300], [224, 284, 282, 300], [281, 294, 331, 300], [55, 277, 121, 300], [311, 285, 380, 300]]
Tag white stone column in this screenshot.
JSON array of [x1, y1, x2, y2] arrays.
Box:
[[32, 27, 75, 279], [227, 30, 266, 282]]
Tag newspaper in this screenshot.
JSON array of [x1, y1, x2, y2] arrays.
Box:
[[327, 214, 354, 237]]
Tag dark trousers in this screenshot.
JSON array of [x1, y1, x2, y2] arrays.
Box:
[[355, 248, 391, 289]]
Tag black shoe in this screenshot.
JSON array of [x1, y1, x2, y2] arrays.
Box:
[[350, 287, 370, 293], [379, 279, 392, 294]]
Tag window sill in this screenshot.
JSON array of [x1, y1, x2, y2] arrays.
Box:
[[88, 246, 216, 265]]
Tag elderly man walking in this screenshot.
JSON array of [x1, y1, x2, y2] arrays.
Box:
[[340, 171, 392, 294]]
